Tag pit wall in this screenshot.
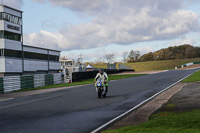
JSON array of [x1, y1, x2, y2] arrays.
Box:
[[0, 73, 62, 93]]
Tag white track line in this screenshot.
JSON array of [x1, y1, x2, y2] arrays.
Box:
[[91, 70, 197, 133], [0, 98, 14, 102]]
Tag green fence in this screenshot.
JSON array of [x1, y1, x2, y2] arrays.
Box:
[[20, 75, 34, 90], [0, 77, 3, 94], [45, 74, 54, 86]]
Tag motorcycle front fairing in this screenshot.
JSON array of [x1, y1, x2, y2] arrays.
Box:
[[95, 79, 105, 92]]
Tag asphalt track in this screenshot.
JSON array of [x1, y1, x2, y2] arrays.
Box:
[[0, 69, 199, 133]]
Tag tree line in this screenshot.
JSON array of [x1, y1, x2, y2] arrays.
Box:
[[124, 44, 200, 63], [60, 44, 200, 64]]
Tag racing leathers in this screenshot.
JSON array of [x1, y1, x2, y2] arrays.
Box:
[[94, 72, 108, 92]]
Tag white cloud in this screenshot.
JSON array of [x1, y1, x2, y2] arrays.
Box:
[[168, 38, 197, 47], [182, 38, 197, 45], [24, 0, 200, 51], [32, 0, 46, 3]]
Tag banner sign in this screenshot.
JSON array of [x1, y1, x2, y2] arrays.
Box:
[[7, 24, 20, 31]]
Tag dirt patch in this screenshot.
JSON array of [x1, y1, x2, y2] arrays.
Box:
[[178, 64, 200, 70], [106, 83, 188, 130]]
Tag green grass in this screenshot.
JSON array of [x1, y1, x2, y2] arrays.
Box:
[[125, 58, 200, 71], [91, 63, 107, 69], [165, 104, 175, 109], [182, 71, 200, 83], [92, 58, 200, 71], [104, 109, 200, 133], [13, 74, 145, 93]]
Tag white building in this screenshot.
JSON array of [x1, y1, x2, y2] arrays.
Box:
[[60, 59, 86, 74], [0, 5, 61, 76]]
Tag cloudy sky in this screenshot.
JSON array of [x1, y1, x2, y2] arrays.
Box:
[[4, 0, 200, 62]]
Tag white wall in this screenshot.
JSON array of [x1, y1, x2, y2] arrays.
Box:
[[49, 61, 60, 70], [5, 57, 23, 72], [0, 57, 5, 72], [0, 21, 22, 34], [0, 39, 22, 50], [4, 21, 22, 34], [23, 46, 48, 54], [24, 59, 48, 71], [0, 39, 5, 49], [0, 6, 22, 17], [0, 21, 3, 31], [49, 50, 60, 56]]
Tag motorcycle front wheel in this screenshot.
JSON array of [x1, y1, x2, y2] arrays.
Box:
[[98, 87, 102, 98]]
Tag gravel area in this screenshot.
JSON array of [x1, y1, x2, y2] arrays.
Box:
[[156, 82, 200, 113]]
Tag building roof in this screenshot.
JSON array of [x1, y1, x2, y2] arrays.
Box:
[[0, 4, 23, 13], [60, 59, 73, 62], [23, 45, 61, 52]]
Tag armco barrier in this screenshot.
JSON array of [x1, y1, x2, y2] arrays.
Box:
[[72, 71, 98, 82], [34, 74, 45, 88], [72, 69, 135, 82], [193, 62, 200, 64], [176, 61, 200, 69], [45, 74, 54, 86], [53, 73, 62, 85], [21, 75, 34, 90], [0, 77, 3, 94], [0, 73, 62, 93], [4, 76, 21, 93]]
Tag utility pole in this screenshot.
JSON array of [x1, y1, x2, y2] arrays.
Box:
[[62, 62, 66, 83], [78, 54, 84, 63]]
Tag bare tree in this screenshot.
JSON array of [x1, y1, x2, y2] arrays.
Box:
[[127, 50, 135, 63], [127, 50, 141, 63], [95, 58, 105, 63], [60, 56, 67, 60], [135, 50, 141, 62], [104, 53, 116, 64], [122, 52, 128, 63]]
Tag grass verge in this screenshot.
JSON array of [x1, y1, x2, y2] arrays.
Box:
[[13, 74, 145, 93], [91, 58, 200, 71], [104, 71, 200, 133], [182, 70, 200, 83], [104, 109, 200, 133]]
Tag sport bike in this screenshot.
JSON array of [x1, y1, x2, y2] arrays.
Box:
[[95, 79, 107, 98]]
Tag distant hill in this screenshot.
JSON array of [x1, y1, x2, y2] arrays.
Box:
[[125, 58, 200, 71], [90, 44, 200, 71], [140, 44, 200, 62]]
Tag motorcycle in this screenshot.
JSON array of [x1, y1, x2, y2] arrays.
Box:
[[95, 79, 107, 98]]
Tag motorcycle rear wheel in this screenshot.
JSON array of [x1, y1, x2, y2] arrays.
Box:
[[103, 92, 107, 98]]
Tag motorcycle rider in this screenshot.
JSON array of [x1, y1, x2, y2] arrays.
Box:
[[94, 69, 108, 95]]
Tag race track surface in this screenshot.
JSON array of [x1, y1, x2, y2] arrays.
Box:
[[0, 69, 198, 133]]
